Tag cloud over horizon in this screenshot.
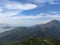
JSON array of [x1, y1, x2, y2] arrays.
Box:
[[0, 0, 60, 26]]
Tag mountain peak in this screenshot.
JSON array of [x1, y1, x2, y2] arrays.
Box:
[[51, 20, 60, 23], [48, 20, 60, 25], [45, 20, 60, 27]]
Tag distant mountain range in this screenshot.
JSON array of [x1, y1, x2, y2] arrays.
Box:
[[0, 24, 13, 33], [0, 20, 60, 43]]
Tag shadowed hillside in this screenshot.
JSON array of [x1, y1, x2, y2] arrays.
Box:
[[0, 20, 60, 45], [1, 36, 60, 45]]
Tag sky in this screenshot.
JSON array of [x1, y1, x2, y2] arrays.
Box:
[[0, 0, 60, 26]]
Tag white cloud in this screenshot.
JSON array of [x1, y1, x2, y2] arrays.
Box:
[[0, 10, 20, 17], [0, 11, 60, 26], [5, 2, 37, 10], [0, 0, 38, 26], [0, 0, 60, 27], [44, 15, 60, 19], [33, 0, 60, 4], [34, 0, 47, 3], [0, 0, 37, 17], [38, 12, 60, 19], [0, 9, 2, 12], [10, 15, 43, 19]]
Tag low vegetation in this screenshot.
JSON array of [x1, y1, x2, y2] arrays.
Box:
[[0, 36, 60, 45]]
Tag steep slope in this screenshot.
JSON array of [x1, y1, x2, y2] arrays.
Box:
[[7, 36, 60, 45], [0, 27, 41, 43], [43, 20, 60, 28], [0, 20, 60, 43], [39, 20, 60, 40]]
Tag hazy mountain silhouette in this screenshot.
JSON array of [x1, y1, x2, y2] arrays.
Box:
[[0, 20, 60, 43]]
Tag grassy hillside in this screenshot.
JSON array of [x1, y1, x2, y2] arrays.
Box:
[[1, 36, 59, 45]]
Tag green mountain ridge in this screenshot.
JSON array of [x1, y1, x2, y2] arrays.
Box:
[[0, 20, 60, 45], [1, 36, 60, 45]]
